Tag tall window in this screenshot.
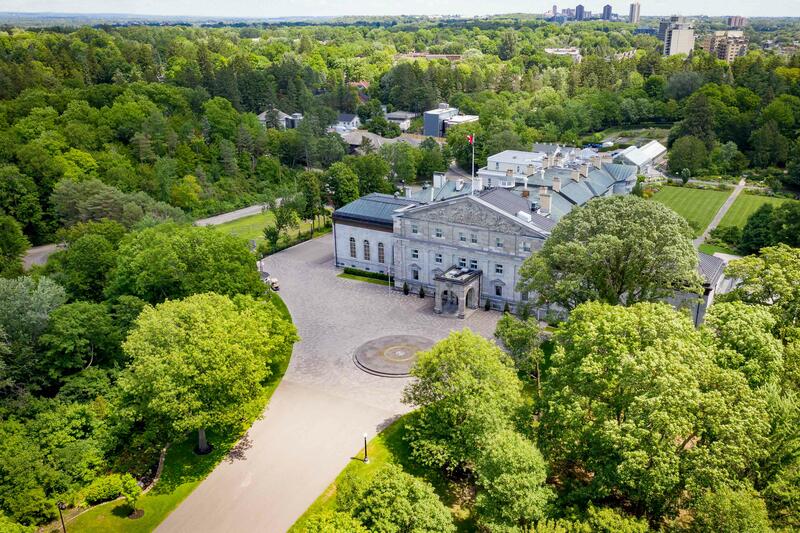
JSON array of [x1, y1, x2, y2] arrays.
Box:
[[469, 259, 478, 270], [522, 241, 531, 252], [363, 240, 370, 261], [495, 263, 504, 275], [459, 232, 466, 242], [349, 237, 356, 258], [459, 257, 467, 268], [435, 228, 443, 238], [412, 249, 419, 259], [378, 242, 385, 264], [412, 269, 419, 280], [471, 233, 478, 244], [495, 285, 503, 296], [435, 253, 443, 264], [495, 237, 504, 248], [411, 224, 419, 234]]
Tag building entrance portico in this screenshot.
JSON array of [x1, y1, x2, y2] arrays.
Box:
[[434, 266, 482, 319]]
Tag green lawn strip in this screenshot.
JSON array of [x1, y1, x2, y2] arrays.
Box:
[[290, 415, 475, 532], [698, 243, 738, 256], [718, 193, 795, 228], [337, 272, 392, 286], [211, 210, 316, 243], [68, 293, 293, 533], [651, 186, 731, 236]]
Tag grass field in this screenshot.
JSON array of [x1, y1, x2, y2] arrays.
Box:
[[651, 186, 732, 236], [211, 210, 316, 243], [718, 193, 796, 228], [67, 293, 294, 533], [337, 272, 392, 286]]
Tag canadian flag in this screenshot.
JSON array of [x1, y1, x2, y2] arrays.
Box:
[[467, 134, 474, 145]]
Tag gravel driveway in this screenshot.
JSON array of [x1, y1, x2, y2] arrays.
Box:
[[157, 234, 500, 533]]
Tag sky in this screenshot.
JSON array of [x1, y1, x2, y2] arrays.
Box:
[[1, 0, 799, 18]]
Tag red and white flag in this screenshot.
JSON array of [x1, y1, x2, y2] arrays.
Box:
[[467, 134, 474, 145]]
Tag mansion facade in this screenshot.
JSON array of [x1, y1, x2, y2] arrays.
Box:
[[333, 188, 556, 317]]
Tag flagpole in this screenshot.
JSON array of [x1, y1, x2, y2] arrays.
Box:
[[470, 133, 476, 195]]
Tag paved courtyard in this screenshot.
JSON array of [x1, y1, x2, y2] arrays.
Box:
[[157, 234, 500, 533]]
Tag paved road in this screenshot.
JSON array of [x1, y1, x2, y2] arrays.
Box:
[[694, 178, 746, 248], [22, 243, 60, 270], [157, 234, 499, 533], [194, 204, 267, 226]]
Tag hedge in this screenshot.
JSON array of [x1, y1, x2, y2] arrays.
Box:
[[343, 267, 390, 282]]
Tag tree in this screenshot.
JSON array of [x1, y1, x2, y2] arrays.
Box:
[[541, 302, 769, 518], [119, 293, 297, 452], [473, 429, 552, 529], [57, 234, 117, 301], [304, 511, 367, 533], [750, 120, 790, 168], [297, 172, 324, 235], [668, 135, 708, 175], [402, 330, 523, 471], [106, 224, 264, 304], [495, 314, 545, 397], [346, 154, 392, 195], [343, 465, 455, 533], [0, 215, 29, 279], [739, 203, 775, 255], [120, 474, 142, 515], [691, 487, 772, 533], [327, 162, 360, 208], [703, 302, 784, 387], [518, 196, 701, 311], [723, 244, 800, 335]]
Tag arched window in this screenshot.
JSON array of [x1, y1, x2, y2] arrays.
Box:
[[378, 242, 385, 264], [363, 240, 371, 261], [349, 237, 356, 258]]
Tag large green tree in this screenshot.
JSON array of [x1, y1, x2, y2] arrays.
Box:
[[119, 293, 297, 452], [402, 330, 523, 472], [326, 162, 360, 208], [0, 215, 29, 279], [106, 224, 264, 304], [541, 302, 769, 518], [518, 196, 701, 310]]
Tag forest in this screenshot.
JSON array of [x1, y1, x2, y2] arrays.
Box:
[[0, 14, 800, 532]]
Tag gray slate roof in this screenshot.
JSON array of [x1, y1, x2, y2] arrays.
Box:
[[478, 188, 557, 231], [698, 252, 725, 287], [337, 113, 358, 122], [333, 193, 415, 228]]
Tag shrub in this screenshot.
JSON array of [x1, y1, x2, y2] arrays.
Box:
[[419, 286, 425, 298], [403, 282, 410, 295], [120, 474, 142, 512], [82, 474, 124, 505], [484, 298, 491, 311], [343, 267, 390, 281], [503, 302, 510, 314]]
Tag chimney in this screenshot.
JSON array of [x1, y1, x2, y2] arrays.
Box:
[[521, 189, 530, 198], [405, 186, 412, 198], [547, 153, 555, 168], [539, 186, 551, 215], [433, 172, 445, 189], [552, 175, 561, 192], [571, 169, 581, 182], [592, 155, 602, 169], [506, 168, 513, 177], [526, 164, 534, 175], [473, 176, 483, 192], [581, 163, 591, 178], [455, 178, 464, 191], [523, 176, 529, 190]]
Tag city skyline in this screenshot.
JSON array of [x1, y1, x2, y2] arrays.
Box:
[[0, 0, 797, 18]]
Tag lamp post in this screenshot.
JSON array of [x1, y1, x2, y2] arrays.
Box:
[[57, 501, 67, 533], [363, 432, 369, 463]]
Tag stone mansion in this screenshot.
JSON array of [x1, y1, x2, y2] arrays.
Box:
[[332, 146, 724, 320]]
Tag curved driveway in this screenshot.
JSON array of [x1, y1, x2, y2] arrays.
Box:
[[157, 234, 499, 532]]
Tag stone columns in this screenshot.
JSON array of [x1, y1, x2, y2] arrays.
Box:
[[434, 287, 443, 314], [457, 293, 466, 319]]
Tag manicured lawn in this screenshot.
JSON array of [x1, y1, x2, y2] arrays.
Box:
[[337, 272, 392, 286], [67, 293, 293, 533], [718, 193, 796, 228], [211, 210, 316, 243], [290, 415, 475, 532], [651, 186, 731, 236], [699, 243, 738, 256]]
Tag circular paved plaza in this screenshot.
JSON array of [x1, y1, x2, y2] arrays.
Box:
[[353, 335, 434, 377]]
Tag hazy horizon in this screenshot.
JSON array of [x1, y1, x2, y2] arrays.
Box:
[[1, 0, 799, 19]]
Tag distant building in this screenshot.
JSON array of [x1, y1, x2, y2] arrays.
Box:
[[575, 4, 585, 20], [602, 4, 613, 20], [662, 17, 695, 56], [727, 15, 748, 28], [257, 109, 302, 129], [704, 30, 749, 63], [385, 111, 418, 132], [613, 140, 667, 172], [629, 2, 641, 24], [552, 4, 558, 16], [334, 113, 361, 133], [423, 103, 479, 138], [544, 47, 583, 63]]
